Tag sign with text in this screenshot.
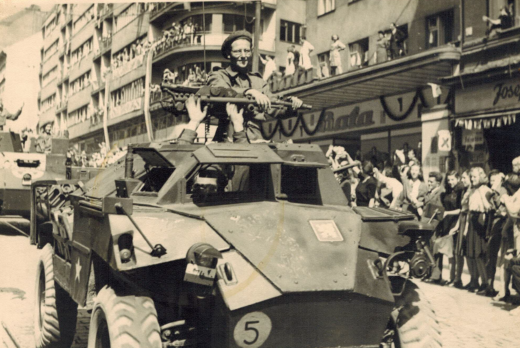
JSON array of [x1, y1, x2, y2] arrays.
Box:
[[462, 129, 484, 146], [455, 77, 520, 114], [269, 91, 420, 140]]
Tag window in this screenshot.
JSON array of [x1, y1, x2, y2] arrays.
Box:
[[114, 4, 137, 32], [426, 10, 454, 49], [190, 14, 212, 32], [281, 166, 320, 204], [186, 164, 268, 204], [318, 0, 335, 16], [280, 20, 302, 43], [223, 14, 253, 33], [349, 38, 369, 68], [488, 0, 515, 26]]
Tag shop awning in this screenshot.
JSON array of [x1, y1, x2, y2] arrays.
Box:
[[279, 46, 460, 110], [453, 110, 518, 129]]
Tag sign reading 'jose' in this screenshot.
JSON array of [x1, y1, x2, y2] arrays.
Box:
[[456, 77, 520, 113]]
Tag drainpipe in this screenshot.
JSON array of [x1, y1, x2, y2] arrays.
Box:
[[103, 70, 110, 149], [252, 0, 261, 72], [143, 46, 154, 142], [460, 0, 465, 47]]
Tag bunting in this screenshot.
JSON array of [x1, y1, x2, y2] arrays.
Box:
[[454, 113, 518, 129]]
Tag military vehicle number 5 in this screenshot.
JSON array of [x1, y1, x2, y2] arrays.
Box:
[[244, 321, 260, 344], [234, 312, 272, 348]]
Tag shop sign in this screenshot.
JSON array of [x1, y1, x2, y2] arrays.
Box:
[[456, 77, 520, 114], [462, 129, 484, 146], [278, 91, 419, 140]]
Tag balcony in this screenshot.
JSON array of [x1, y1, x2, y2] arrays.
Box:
[[91, 80, 105, 95], [112, 54, 145, 80], [68, 116, 103, 139], [98, 4, 114, 21], [94, 36, 112, 60], [55, 99, 68, 113], [108, 97, 144, 121], [150, 2, 184, 23], [277, 46, 461, 110], [152, 33, 224, 64]]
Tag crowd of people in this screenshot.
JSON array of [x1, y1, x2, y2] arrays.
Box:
[[328, 145, 520, 308], [66, 142, 126, 168], [152, 18, 203, 59]]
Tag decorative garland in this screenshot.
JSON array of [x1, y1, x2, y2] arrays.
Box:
[[380, 88, 421, 121]]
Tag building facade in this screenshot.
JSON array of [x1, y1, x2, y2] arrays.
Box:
[[264, 0, 462, 177], [37, 0, 519, 175], [442, 0, 520, 174], [37, 1, 299, 154]]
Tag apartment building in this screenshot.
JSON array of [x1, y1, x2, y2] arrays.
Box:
[[37, 1, 297, 154]]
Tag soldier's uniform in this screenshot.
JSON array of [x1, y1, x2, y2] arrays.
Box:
[[208, 66, 273, 142]]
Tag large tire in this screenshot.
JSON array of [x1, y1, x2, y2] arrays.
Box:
[[388, 281, 442, 348], [87, 286, 161, 348], [34, 244, 78, 348]]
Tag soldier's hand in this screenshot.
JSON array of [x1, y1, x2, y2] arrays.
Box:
[[185, 95, 208, 130], [246, 89, 271, 111], [288, 96, 303, 109], [226, 103, 244, 132]]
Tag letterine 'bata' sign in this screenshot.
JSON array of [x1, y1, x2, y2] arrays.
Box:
[[272, 91, 420, 140]]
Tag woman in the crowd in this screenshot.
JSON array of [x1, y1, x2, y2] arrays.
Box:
[[355, 161, 377, 207], [407, 148, 421, 167], [483, 171, 508, 297], [436, 170, 465, 285], [391, 164, 428, 217], [465, 167, 494, 294], [451, 170, 472, 288]]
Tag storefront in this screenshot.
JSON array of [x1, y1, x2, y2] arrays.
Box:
[[452, 76, 520, 173], [264, 87, 441, 168]]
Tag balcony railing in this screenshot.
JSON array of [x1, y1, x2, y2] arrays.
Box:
[[152, 37, 206, 61], [101, 36, 112, 53], [111, 53, 145, 79], [109, 97, 143, 119], [90, 109, 104, 128], [55, 99, 68, 113], [150, 2, 172, 19], [98, 4, 113, 20]]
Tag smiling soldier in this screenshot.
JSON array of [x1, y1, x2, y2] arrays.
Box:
[[208, 30, 303, 142]]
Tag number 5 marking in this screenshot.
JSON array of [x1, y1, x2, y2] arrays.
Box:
[[233, 312, 272, 348], [244, 321, 260, 344]]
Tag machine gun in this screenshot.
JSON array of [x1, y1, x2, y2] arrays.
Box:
[[160, 83, 312, 120]]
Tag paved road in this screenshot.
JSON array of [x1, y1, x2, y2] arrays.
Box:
[[1, 232, 519, 347]]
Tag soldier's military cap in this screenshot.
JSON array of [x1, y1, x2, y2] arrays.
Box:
[[221, 30, 253, 58]]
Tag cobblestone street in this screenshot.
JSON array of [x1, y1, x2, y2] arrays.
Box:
[[0, 233, 519, 347]]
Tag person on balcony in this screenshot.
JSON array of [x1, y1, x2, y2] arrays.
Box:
[[299, 36, 315, 70], [329, 34, 346, 75], [376, 30, 389, 63], [483, 6, 513, 38], [284, 46, 296, 76], [389, 23, 407, 58], [207, 30, 303, 142], [259, 54, 276, 82]]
